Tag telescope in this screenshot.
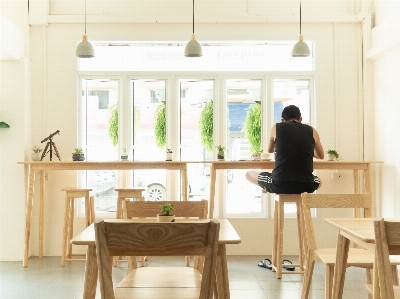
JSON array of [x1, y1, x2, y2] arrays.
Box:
[[41, 130, 60, 143], [41, 130, 61, 161]]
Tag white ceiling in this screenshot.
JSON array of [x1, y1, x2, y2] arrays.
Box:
[[45, 0, 368, 24]]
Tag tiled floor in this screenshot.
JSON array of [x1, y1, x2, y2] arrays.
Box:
[[0, 255, 379, 299]]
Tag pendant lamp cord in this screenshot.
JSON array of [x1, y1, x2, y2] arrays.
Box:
[[84, 0, 87, 34], [192, 0, 195, 34], [299, 1, 302, 35]]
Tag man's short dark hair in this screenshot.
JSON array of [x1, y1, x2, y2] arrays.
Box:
[[281, 105, 301, 121]]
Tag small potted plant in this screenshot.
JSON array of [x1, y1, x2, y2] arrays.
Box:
[[326, 149, 339, 161], [157, 202, 174, 222], [216, 145, 226, 160], [166, 148, 173, 161], [121, 147, 129, 161], [72, 147, 85, 161], [251, 148, 263, 161], [31, 145, 43, 161]]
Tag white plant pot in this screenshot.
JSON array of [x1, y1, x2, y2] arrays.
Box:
[[166, 153, 173, 161], [328, 154, 335, 161], [31, 152, 42, 161], [157, 214, 175, 222]]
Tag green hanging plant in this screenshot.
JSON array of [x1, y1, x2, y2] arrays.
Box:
[[108, 103, 118, 146], [154, 102, 166, 148], [198, 102, 213, 151], [243, 102, 261, 153], [0, 122, 10, 128]]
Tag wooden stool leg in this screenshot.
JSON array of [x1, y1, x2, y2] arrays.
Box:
[[61, 194, 70, 266], [276, 199, 284, 279], [272, 200, 278, 272], [67, 197, 74, 258], [296, 201, 305, 271]]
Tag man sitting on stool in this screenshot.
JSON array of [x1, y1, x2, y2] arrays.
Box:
[[246, 104, 324, 194]]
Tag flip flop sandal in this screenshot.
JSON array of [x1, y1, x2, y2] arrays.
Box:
[[258, 258, 272, 270], [282, 259, 295, 271]]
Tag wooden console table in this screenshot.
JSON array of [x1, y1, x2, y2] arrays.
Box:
[[17, 161, 189, 267], [208, 160, 380, 218]]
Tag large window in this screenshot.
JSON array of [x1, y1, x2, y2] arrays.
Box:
[[78, 42, 315, 218]]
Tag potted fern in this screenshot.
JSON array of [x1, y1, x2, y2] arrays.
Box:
[[199, 102, 213, 152], [121, 147, 128, 161], [243, 102, 261, 154], [166, 148, 173, 161], [216, 145, 226, 160], [326, 149, 339, 161], [157, 202, 174, 222]]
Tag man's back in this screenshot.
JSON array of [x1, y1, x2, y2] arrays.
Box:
[[272, 121, 315, 183]]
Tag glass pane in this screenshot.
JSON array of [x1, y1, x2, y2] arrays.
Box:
[[273, 79, 310, 217], [131, 80, 167, 201], [79, 43, 313, 72], [81, 79, 119, 213], [180, 80, 214, 200], [226, 80, 263, 214]]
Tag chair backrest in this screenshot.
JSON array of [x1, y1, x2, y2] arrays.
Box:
[[122, 200, 209, 219], [301, 193, 372, 252], [374, 218, 400, 299], [95, 219, 220, 299]]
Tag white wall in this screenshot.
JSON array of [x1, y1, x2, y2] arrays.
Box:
[[0, 1, 31, 260], [372, 0, 400, 218]]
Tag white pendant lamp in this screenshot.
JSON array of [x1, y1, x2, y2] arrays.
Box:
[[292, 1, 310, 57], [76, 0, 95, 58], [184, 0, 202, 57]]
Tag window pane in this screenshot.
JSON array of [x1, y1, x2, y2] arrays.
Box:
[[79, 43, 313, 72], [81, 79, 119, 213], [131, 80, 167, 201], [180, 80, 214, 200], [226, 80, 263, 215]]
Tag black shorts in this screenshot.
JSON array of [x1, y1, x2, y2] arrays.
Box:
[[257, 172, 321, 194]]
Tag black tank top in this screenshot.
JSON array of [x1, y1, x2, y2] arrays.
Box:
[[272, 121, 315, 183]]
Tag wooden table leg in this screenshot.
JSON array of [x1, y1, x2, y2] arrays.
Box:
[[332, 233, 350, 299], [215, 244, 230, 299], [83, 245, 98, 299], [23, 166, 35, 267], [39, 170, 45, 258], [181, 165, 188, 201], [208, 165, 216, 219]]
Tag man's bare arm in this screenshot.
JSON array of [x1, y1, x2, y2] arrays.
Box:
[[267, 124, 276, 153], [313, 128, 324, 159]]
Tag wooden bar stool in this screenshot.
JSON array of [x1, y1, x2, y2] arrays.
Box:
[[114, 188, 146, 219], [114, 187, 146, 267], [60, 187, 94, 266], [271, 194, 305, 278]]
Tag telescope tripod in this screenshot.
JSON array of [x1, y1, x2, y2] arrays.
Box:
[[41, 140, 61, 161]]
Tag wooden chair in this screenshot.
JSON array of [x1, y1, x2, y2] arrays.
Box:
[[94, 220, 220, 299], [301, 193, 399, 299], [366, 218, 400, 299], [122, 199, 209, 269]]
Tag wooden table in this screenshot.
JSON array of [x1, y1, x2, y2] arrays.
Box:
[[208, 160, 379, 218], [17, 161, 189, 267], [71, 218, 241, 299], [325, 218, 399, 299]]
